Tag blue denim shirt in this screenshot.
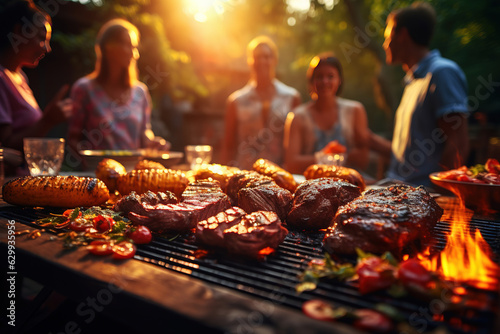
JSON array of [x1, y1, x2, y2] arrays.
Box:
[[387, 50, 469, 186]]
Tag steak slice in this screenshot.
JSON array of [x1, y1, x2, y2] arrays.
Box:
[[323, 185, 443, 257], [181, 180, 224, 201], [223, 211, 288, 259], [114, 191, 178, 216], [237, 183, 293, 222], [287, 178, 362, 230], [127, 192, 231, 233], [195, 206, 247, 248]]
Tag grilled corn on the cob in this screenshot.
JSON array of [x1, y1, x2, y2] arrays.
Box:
[[116, 169, 188, 197], [2, 175, 110, 207]]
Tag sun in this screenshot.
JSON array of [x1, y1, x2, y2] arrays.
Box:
[[183, 0, 227, 23]]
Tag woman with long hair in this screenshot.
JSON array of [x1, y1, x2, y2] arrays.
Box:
[[284, 52, 370, 174], [68, 18, 169, 153], [0, 0, 71, 152]]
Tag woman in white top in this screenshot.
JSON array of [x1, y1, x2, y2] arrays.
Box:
[[284, 52, 370, 174]]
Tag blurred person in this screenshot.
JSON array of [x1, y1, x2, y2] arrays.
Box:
[[68, 18, 170, 155], [284, 52, 370, 174], [221, 35, 301, 170], [378, 2, 469, 186], [0, 0, 72, 153]]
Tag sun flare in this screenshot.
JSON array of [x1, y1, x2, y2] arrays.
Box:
[[183, 0, 227, 22]]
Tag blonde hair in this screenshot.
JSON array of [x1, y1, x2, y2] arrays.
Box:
[[246, 35, 278, 65], [91, 18, 139, 88]]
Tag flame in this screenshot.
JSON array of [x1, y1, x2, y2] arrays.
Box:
[[418, 203, 500, 291]]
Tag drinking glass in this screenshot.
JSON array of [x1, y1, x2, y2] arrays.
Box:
[[185, 145, 212, 170], [23, 138, 65, 176]]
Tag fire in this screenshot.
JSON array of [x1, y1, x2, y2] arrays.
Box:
[[418, 203, 500, 291]]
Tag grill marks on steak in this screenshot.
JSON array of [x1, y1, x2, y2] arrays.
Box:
[[122, 180, 231, 233], [226, 171, 293, 221], [195, 207, 247, 248], [114, 190, 178, 216], [223, 211, 288, 259], [323, 185, 443, 257], [287, 178, 362, 230]]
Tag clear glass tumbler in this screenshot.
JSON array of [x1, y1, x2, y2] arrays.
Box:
[[185, 145, 212, 170], [23, 138, 65, 176]]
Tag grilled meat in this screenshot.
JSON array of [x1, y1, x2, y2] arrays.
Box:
[[323, 185, 443, 256], [253, 158, 297, 192], [304, 164, 366, 190], [192, 164, 241, 191], [237, 182, 293, 222], [223, 211, 288, 259], [128, 193, 231, 233], [116, 168, 188, 197], [287, 178, 362, 230], [225, 171, 274, 205], [195, 206, 247, 248], [114, 190, 178, 216], [95, 158, 126, 192], [122, 180, 230, 233], [134, 159, 166, 170]]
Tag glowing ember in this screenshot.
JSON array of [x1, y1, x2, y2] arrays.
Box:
[[418, 204, 500, 291]]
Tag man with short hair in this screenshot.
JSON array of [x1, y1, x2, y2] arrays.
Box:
[[381, 2, 469, 186]]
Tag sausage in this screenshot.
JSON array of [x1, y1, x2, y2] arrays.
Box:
[[303, 164, 366, 190], [133, 159, 166, 170], [116, 169, 188, 198], [2, 176, 110, 207], [252, 158, 297, 192], [95, 158, 126, 192]]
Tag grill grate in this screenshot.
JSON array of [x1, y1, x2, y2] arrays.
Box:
[[2, 206, 499, 333]]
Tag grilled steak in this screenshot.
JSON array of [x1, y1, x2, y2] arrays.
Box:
[[181, 180, 224, 201], [237, 183, 293, 221], [128, 193, 231, 233], [223, 211, 288, 259], [114, 191, 178, 216], [287, 178, 362, 230], [123, 180, 231, 233], [323, 185, 443, 256], [225, 171, 274, 205], [195, 207, 247, 248]]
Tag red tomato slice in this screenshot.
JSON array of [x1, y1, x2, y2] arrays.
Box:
[[353, 309, 393, 333], [485, 158, 500, 174], [356, 257, 396, 294], [69, 218, 93, 232], [112, 241, 136, 260], [86, 240, 113, 256], [127, 225, 152, 244], [302, 300, 335, 321], [93, 215, 116, 232], [397, 259, 432, 288]]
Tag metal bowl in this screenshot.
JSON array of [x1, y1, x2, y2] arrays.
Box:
[[429, 172, 500, 213]]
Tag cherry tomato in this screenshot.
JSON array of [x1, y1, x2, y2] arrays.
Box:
[[356, 257, 396, 294], [127, 225, 152, 244], [353, 309, 393, 333], [397, 259, 432, 288], [485, 158, 500, 174], [86, 240, 113, 256], [112, 241, 136, 260], [69, 218, 93, 232], [302, 300, 335, 321], [93, 215, 116, 232]]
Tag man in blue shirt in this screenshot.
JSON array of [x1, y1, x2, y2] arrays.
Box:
[[380, 2, 469, 186]]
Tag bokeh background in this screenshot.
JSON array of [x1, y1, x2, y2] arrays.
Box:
[[9, 0, 500, 172]]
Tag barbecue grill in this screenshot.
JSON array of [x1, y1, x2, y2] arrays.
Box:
[[1, 203, 499, 334]]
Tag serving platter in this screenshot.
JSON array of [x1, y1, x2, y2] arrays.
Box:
[[429, 172, 500, 213], [79, 149, 184, 171]]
